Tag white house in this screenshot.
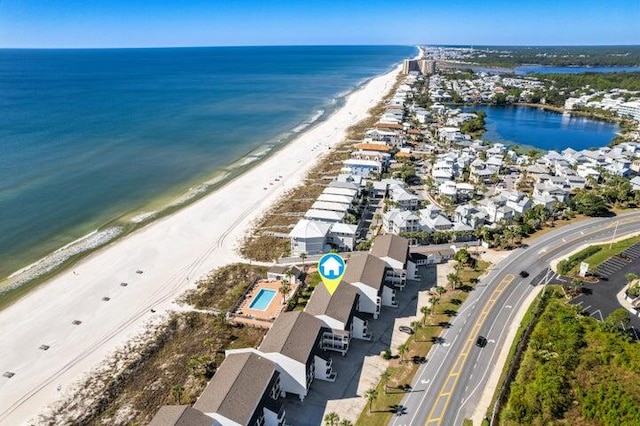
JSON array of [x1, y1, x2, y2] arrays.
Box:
[[190, 352, 287, 426], [342, 159, 383, 177], [311, 201, 350, 213], [305, 283, 371, 356], [328, 223, 358, 251], [304, 209, 345, 223], [289, 219, 331, 256], [343, 254, 396, 319], [229, 312, 336, 402], [370, 234, 417, 288], [382, 209, 420, 234]]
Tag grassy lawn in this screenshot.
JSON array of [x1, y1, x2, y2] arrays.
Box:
[[356, 261, 489, 426], [565, 233, 640, 275], [582, 234, 640, 268]]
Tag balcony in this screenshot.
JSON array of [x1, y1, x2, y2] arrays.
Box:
[[278, 408, 286, 424]]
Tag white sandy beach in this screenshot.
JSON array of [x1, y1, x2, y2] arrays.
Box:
[[0, 63, 402, 425]]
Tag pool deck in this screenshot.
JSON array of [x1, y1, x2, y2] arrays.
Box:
[[227, 278, 298, 328]]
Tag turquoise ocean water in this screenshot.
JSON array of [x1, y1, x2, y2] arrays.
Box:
[[0, 46, 416, 280]]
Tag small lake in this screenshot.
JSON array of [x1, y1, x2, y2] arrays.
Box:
[[514, 65, 640, 75], [463, 105, 619, 151]]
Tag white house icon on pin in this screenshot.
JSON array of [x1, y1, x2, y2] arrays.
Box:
[[321, 256, 342, 278]]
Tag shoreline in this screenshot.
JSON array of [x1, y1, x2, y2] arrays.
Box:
[[0, 59, 402, 309], [0, 60, 405, 425]]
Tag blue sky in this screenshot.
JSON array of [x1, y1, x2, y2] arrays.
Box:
[[1, 0, 638, 48]]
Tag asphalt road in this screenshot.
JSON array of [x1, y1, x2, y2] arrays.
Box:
[[390, 211, 640, 426]]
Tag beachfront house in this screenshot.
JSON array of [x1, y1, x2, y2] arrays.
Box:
[[289, 219, 331, 256], [229, 311, 336, 402], [149, 406, 212, 426], [342, 158, 383, 178], [304, 209, 345, 224], [148, 352, 288, 426], [305, 283, 371, 356], [193, 352, 287, 426], [343, 254, 397, 319]]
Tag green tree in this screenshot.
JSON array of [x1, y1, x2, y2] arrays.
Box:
[[447, 272, 461, 290], [279, 280, 292, 303], [397, 343, 409, 363], [453, 248, 472, 266], [324, 412, 340, 426], [625, 273, 638, 284], [604, 308, 631, 334], [381, 369, 391, 394], [571, 192, 610, 217], [420, 305, 432, 325], [365, 387, 379, 413]]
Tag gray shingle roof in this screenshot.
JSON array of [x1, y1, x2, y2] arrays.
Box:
[[193, 352, 275, 424], [148, 406, 212, 426], [343, 254, 387, 291], [259, 311, 322, 363], [305, 281, 358, 325]]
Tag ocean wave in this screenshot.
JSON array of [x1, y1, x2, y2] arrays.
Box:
[[130, 212, 157, 224], [2, 227, 123, 293]]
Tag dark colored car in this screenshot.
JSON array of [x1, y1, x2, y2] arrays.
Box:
[[476, 336, 488, 347], [519, 270, 529, 278], [399, 326, 415, 335]]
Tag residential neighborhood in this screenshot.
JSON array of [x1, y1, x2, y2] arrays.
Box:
[[149, 46, 640, 426]]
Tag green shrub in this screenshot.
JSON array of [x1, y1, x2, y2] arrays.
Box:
[[557, 246, 602, 275]]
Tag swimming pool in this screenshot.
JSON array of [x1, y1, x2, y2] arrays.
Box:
[[249, 289, 277, 311]]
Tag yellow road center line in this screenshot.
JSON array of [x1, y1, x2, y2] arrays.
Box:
[[425, 274, 514, 424]]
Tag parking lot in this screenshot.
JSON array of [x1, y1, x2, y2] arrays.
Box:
[[569, 244, 640, 329], [282, 266, 437, 425]]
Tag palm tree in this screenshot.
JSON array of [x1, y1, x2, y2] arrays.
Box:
[[420, 306, 432, 326], [300, 252, 307, 269], [397, 343, 409, 363], [279, 280, 292, 303], [435, 286, 446, 297], [625, 273, 638, 284], [324, 412, 340, 426], [339, 420, 353, 426], [447, 273, 460, 291], [380, 369, 391, 394], [365, 387, 378, 413], [170, 385, 184, 404], [429, 296, 439, 313], [570, 278, 583, 296], [284, 269, 295, 284]]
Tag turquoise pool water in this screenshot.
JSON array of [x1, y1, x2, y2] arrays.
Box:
[[249, 289, 277, 311]]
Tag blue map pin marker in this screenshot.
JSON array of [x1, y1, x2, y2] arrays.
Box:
[[317, 253, 346, 295]]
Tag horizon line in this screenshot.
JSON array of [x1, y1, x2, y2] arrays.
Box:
[[1, 43, 640, 50]]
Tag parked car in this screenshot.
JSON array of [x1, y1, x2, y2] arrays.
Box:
[[519, 270, 529, 278], [476, 336, 488, 348], [399, 325, 415, 335]]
